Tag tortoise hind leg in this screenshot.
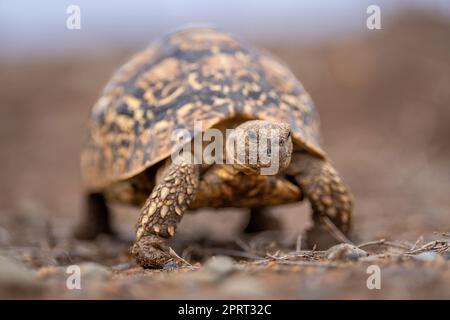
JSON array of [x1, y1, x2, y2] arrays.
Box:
[[243, 208, 283, 234], [131, 157, 199, 269], [74, 193, 115, 240], [287, 152, 353, 248]]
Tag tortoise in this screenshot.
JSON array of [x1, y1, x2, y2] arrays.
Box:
[[76, 27, 353, 268]]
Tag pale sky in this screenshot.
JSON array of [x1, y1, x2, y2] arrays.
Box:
[[1, 0, 449, 58]]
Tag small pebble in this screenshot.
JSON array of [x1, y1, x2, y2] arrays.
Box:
[[79, 262, 112, 281], [326, 243, 368, 261], [414, 251, 443, 262], [203, 255, 235, 278], [184, 256, 236, 286], [111, 261, 137, 271]]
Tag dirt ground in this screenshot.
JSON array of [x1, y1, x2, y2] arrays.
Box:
[[1, 13, 450, 299]]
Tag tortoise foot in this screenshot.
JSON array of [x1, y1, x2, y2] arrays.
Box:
[[131, 235, 175, 269]]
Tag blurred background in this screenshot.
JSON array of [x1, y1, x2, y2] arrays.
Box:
[[0, 0, 450, 298]]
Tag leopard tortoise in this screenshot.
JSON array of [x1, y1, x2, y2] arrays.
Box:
[[76, 27, 353, 268]]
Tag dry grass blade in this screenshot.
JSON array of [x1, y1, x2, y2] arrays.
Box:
[[322, 216, 353, 244], [235, 237, 253, 253], [405, 240, 450, 255], [411, 235, 424, 251], [169, 247, 192, 267], [295, 234, 302, 252], [357, 239, 410, 250]]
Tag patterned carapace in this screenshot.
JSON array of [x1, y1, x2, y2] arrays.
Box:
[[81, 27, 324, 190]]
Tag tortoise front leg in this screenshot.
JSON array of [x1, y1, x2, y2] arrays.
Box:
[[131, 158, 199, 268], [287, 152, 353, 248]]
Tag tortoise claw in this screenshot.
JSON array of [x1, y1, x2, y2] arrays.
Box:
[[131, 235, 173, 269]]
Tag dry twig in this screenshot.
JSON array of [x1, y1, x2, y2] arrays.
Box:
[[357, 239, 410, 250], [169, 247, 192, 267]]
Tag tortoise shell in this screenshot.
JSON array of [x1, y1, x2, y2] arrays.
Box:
[[81, 27, 325, 190]]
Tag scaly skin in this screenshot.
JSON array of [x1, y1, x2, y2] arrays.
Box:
[[287, 152, 353, 247], [131, 157, 199, 268]]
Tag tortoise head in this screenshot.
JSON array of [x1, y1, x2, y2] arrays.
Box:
[[226, 120, 292, 175]]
